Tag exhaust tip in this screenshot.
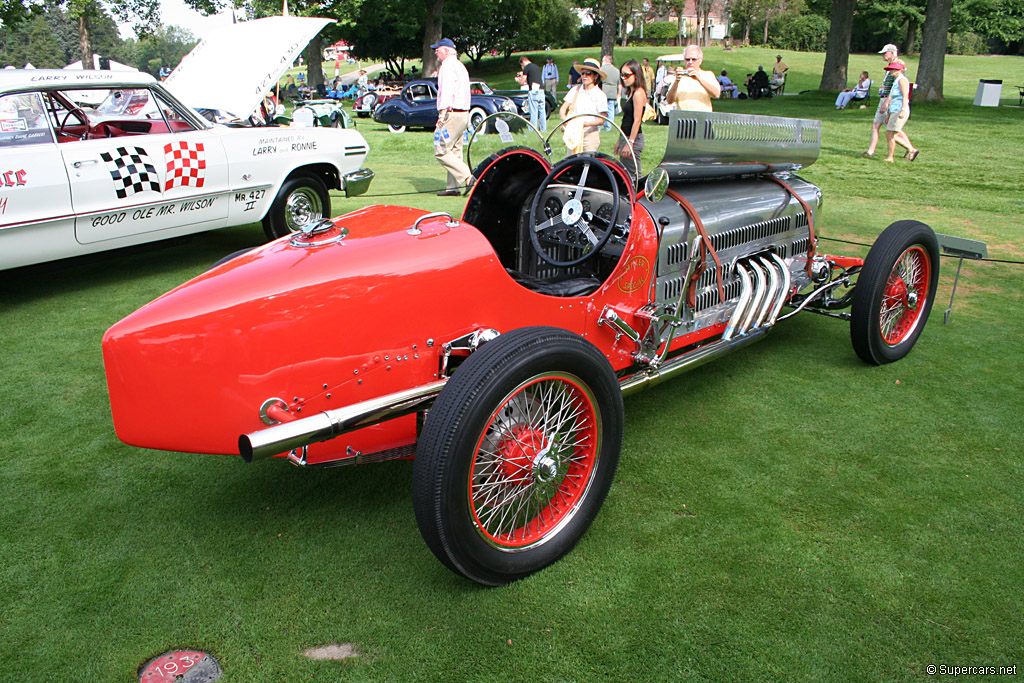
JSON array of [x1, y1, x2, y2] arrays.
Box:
[[238, 435, 254, 462]]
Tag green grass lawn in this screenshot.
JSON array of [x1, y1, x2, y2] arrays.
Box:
[[1, 50, 1022, 681]]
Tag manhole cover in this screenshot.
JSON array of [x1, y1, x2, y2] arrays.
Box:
[[138, 650, 221, 682]]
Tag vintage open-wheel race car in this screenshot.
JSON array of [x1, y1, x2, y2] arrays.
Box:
[[103, 111, 941, 585]]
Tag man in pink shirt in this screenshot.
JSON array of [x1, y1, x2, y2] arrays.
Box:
[[432, 38, 473, 196]]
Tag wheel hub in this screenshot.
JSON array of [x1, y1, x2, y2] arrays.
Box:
[[532, 453, 559, 483], [561, 198, 583, 226], [496, 427, 546, 483]]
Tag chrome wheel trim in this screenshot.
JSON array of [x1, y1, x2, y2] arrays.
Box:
[[283, 186, 323, 233]]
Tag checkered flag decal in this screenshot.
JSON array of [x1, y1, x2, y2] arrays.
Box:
[[100, 146, 161, 199], [164, 140, 206, 191]]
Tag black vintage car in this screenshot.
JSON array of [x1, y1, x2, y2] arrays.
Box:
[[372, 78, 519, 133]]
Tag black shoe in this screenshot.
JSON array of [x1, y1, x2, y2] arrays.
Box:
[[463, 176, 477, 196], [437, 189, 461, 197]]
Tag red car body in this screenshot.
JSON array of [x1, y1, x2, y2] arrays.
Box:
[[103, 112, 941, 584]]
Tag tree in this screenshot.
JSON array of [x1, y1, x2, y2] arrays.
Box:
[[602, 0, 615, 57], [338, 0, 422, 76], [131, 24, 196, 75], [422, 0, 442, 77], [915, 0, 952, 100], [818, 0, 856, 89], [444, 0, 578, 63]]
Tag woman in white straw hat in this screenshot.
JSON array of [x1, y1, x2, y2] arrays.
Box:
[[559, 57, 609, 153]]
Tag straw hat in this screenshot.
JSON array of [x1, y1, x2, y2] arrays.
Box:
[[578, 58, 602, 76]]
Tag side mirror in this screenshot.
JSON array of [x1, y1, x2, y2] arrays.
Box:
[[644, 166, 669, 203]]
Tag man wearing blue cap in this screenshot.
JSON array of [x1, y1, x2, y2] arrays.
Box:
[[431, 38, 473, 196]]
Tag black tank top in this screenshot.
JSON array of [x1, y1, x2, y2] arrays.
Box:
[[620, 91, 642, 138]]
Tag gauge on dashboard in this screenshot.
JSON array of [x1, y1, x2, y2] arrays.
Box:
[[544, 197, 562, 219], [596, 203, 614, 223]]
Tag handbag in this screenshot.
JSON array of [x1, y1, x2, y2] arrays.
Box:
[[641, 102, 656, 122], [562, 87, 585, 154]]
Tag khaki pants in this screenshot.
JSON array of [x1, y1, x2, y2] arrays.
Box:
[[434, 110, 472, 190]]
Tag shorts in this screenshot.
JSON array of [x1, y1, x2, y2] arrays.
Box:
[[885, 110, 909, 132]]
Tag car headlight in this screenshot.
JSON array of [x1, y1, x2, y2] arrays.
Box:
[[502, 99, 517, 113]]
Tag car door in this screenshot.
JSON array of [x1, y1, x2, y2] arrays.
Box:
[[56, 86, 231, 245], [0, 91, 74, 269], [406, 82, 439, 128]]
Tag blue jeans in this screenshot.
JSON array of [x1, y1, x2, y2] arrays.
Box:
[[528, 89, 546, 132], [603, 96, 619, 131]]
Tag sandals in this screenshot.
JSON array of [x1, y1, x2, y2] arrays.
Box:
[[860, 152, 874, 157], [908, 149, 920, 161]]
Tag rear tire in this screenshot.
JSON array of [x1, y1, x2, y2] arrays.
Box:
[[412, 327, 623, 585], [851, 220, 939, 364], [261, 175, 330, 241], [387, 123, 406, 133]]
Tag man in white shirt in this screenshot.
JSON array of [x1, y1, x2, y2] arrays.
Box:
[[432, 38, 473, 196]]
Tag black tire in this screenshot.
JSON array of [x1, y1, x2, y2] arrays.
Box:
[[261, 174, 330, 241], [412, 327, 624, 585], [851, 220, 939, 365]]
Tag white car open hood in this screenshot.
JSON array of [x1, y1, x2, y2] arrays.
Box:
[[165, 16, 333, 119]]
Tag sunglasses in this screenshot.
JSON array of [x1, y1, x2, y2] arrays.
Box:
[[622, 71, 634, 77], [582, 72, 595, 77]]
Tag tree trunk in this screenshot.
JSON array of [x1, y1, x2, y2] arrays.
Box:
[[902, 18, 917, 56], [916, 0, 952, 102], [305, 35, 324, 88], [762, 9, 769, 44], [422, 0, 443, 77], [77, 14, 93, 70], [602, 0, 616, 59], [818, 0, 856, 90]]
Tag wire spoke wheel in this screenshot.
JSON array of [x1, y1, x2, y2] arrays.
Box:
[[879, 246, 929, 345], [412, 327, 623, 585], [851, 220, 939, 365], [470, 373, 600, 549]]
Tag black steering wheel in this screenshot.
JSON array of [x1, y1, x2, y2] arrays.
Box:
[[58, 107, 89, 140], [528, 156, 621, 268]]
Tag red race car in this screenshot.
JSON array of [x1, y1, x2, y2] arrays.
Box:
[[103, 111, 941, 585]]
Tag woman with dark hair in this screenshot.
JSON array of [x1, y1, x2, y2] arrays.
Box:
[[613, 59, 648, 180]]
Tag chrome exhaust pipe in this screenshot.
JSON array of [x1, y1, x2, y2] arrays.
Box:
[[239, 379, 447, 462], [753, 256, 780, 329], [620, 326, 770, 397], [739, 260, 767, 335], [767, 252, 791, 325], [722, 263, 752, 341]]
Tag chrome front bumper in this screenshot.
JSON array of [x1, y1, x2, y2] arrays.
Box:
[[343, 168, 375, 198]]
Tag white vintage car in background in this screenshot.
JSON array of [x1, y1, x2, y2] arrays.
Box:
[[0, 65, 372, 270]]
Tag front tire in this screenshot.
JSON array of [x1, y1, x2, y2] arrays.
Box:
[[851, 220, 939, 364], [412, 327, 624, 585], [261, 175, 330, 241], [387, 123, 406, 133], [469, 107, 487, 132]]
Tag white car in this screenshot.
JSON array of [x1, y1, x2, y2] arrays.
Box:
[[0, 68, 373, 270]]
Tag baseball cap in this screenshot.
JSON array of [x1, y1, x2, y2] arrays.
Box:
[[878, 43, 898, 54], [884, 61, 906, 70], [430, 38, 456, 49]]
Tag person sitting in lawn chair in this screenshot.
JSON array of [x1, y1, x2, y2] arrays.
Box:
[[835, 72, 872, 109]]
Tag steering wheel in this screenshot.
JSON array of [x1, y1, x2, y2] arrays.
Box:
[[58, 107, 89, 140], [528, 156, 621, 268]]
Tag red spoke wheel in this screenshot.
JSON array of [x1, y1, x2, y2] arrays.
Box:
[[851, 220, 940, 365], [412, 327, 623, 585]]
